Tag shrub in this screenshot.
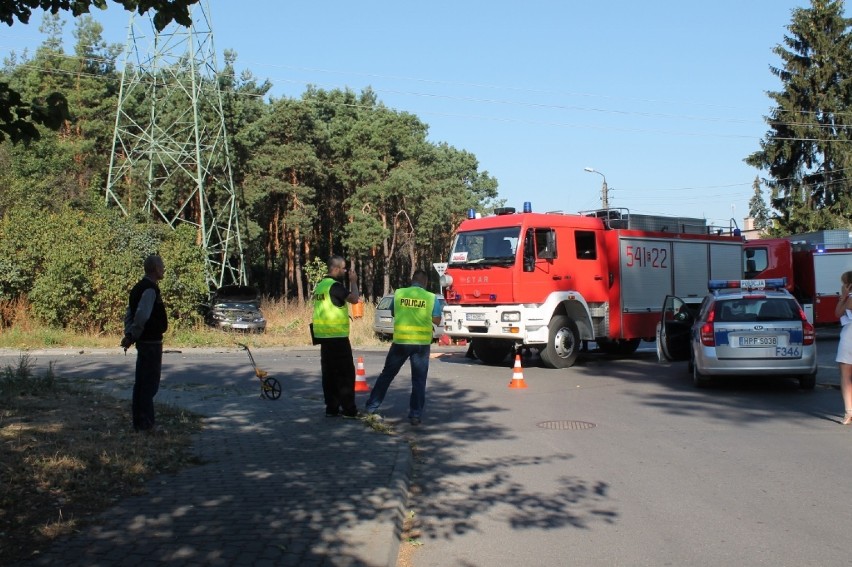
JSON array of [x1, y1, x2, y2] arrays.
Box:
[[2, 203, 208, 333]]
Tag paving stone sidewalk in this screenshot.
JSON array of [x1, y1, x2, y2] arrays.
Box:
[[14, 359, 412, 567]]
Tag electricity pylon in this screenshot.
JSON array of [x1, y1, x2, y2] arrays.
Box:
[[105, 0, 246, 289]]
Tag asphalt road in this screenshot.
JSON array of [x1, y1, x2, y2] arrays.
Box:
[[398, 337, 849, 567], [3, 333, 848, 567]]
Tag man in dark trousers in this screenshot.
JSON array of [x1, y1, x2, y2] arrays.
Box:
[[311, 255, 361, 418], [365, 270, 442, 425], [121, 254, 168, 433]]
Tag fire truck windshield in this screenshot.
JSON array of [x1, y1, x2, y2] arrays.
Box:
[[449, 227, 520, 268]]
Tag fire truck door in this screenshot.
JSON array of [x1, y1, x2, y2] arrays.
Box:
[[657, 295, 692, 362], [520, 227, 568, 293]]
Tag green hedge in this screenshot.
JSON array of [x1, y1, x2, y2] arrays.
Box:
[[0, 204, 207, 333]]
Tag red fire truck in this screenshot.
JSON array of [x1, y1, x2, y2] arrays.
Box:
[[440, 205, 744, 368], [743, 230, 852, 325]]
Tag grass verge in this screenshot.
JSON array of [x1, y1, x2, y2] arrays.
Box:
[[0, 355, 203, 564], [0, 298, 386, 350]]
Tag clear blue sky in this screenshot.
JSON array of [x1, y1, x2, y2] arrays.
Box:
[[2, 1, 829, 228]]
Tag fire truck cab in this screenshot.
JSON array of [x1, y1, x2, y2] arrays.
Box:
[[441, 205, 743, 369], [743, 230, 852, 325]]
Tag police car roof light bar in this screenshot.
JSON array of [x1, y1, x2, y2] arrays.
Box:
[[707, 278, 787, 291]]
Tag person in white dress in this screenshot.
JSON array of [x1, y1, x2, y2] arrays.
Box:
[[834, 270, 852, 425]]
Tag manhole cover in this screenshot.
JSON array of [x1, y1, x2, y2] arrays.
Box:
[[537, 420, 596, 430]]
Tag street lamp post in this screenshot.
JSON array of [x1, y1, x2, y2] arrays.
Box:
[[584, 167, 609, 209]]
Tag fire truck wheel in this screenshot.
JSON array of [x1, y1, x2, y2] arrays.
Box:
[[540, 315, 580, 369], [471, 338, 513, 366], [597, 338, 641, 356]]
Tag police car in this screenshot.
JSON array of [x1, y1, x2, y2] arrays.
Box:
[[657, 278, 817, 389]]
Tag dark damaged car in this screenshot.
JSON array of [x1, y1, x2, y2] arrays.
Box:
[[205, 286, 266, 333]]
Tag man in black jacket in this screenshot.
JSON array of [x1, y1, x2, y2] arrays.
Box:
[[121, 255, 168, 433]]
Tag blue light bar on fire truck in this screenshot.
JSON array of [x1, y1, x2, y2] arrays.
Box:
[[468, 202, 533, 219], [707, 278, 787, 291]]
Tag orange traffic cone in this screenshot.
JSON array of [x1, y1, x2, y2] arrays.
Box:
[[508, 354, 528, 389], [354, 356, 370, 392]]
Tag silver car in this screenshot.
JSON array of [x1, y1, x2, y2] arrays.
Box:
[[373, 294, 445, 340], [205, 286, 267, 333], [658, 279, 817, 389]]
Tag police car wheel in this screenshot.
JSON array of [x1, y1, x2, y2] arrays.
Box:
[[693, 365, 711, 388], [799, 373, 816, 390]]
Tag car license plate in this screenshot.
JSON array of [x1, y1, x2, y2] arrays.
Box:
[[232, 323, 249, 329], [466, 313, 487, 321], [739, 336, 776, 347]]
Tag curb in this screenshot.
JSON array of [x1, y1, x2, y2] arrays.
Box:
[[383, 442, 413, 567]]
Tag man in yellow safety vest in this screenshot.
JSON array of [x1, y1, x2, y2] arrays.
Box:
[[365, 269, 442, 425], [312, 255, 360, 418]]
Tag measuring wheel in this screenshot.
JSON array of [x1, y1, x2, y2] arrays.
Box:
[[261, 377, 281, 400]]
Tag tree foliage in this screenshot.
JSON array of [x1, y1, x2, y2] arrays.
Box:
[[747, 176, 771, 231], [0, 9, 499, 334], [746, 0, 852, 233], [240, 87, 498, 301], [0, 0, 198, 28], [0, 204, 206, 332], [0, 0, 198, 143]]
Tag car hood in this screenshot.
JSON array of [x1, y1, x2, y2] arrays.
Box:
[[211, 285, 260, 302]]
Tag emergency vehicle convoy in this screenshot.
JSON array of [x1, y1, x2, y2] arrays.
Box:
[[743, 230, 852, 325], [440, 204, 744, 369]]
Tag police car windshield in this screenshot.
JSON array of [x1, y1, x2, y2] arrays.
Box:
[[449, 227, 520, 268], [714, 297, 799, 323]]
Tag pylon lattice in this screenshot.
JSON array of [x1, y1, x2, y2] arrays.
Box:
[[105, 0, 246, 289]]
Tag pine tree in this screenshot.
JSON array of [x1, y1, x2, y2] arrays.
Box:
[[745, 0, 852, 233], [748, 176, 771, 230]]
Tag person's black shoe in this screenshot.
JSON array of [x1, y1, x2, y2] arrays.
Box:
[[325, 411, 340, 418], [409, 417, 422, 426], [342, 411, 363, 419]]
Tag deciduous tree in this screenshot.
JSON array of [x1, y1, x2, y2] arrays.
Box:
[[0, 0, 198, 143]]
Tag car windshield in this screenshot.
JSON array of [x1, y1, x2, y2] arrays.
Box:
[[448, 227, 520, 267], [215, 302, 258, 310], [714, 297, 800, 322]]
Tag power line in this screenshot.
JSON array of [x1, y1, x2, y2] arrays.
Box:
[[10, 58, 852, 145]]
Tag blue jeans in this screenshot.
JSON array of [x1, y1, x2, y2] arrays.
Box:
[[365, 343, 430, 418]]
